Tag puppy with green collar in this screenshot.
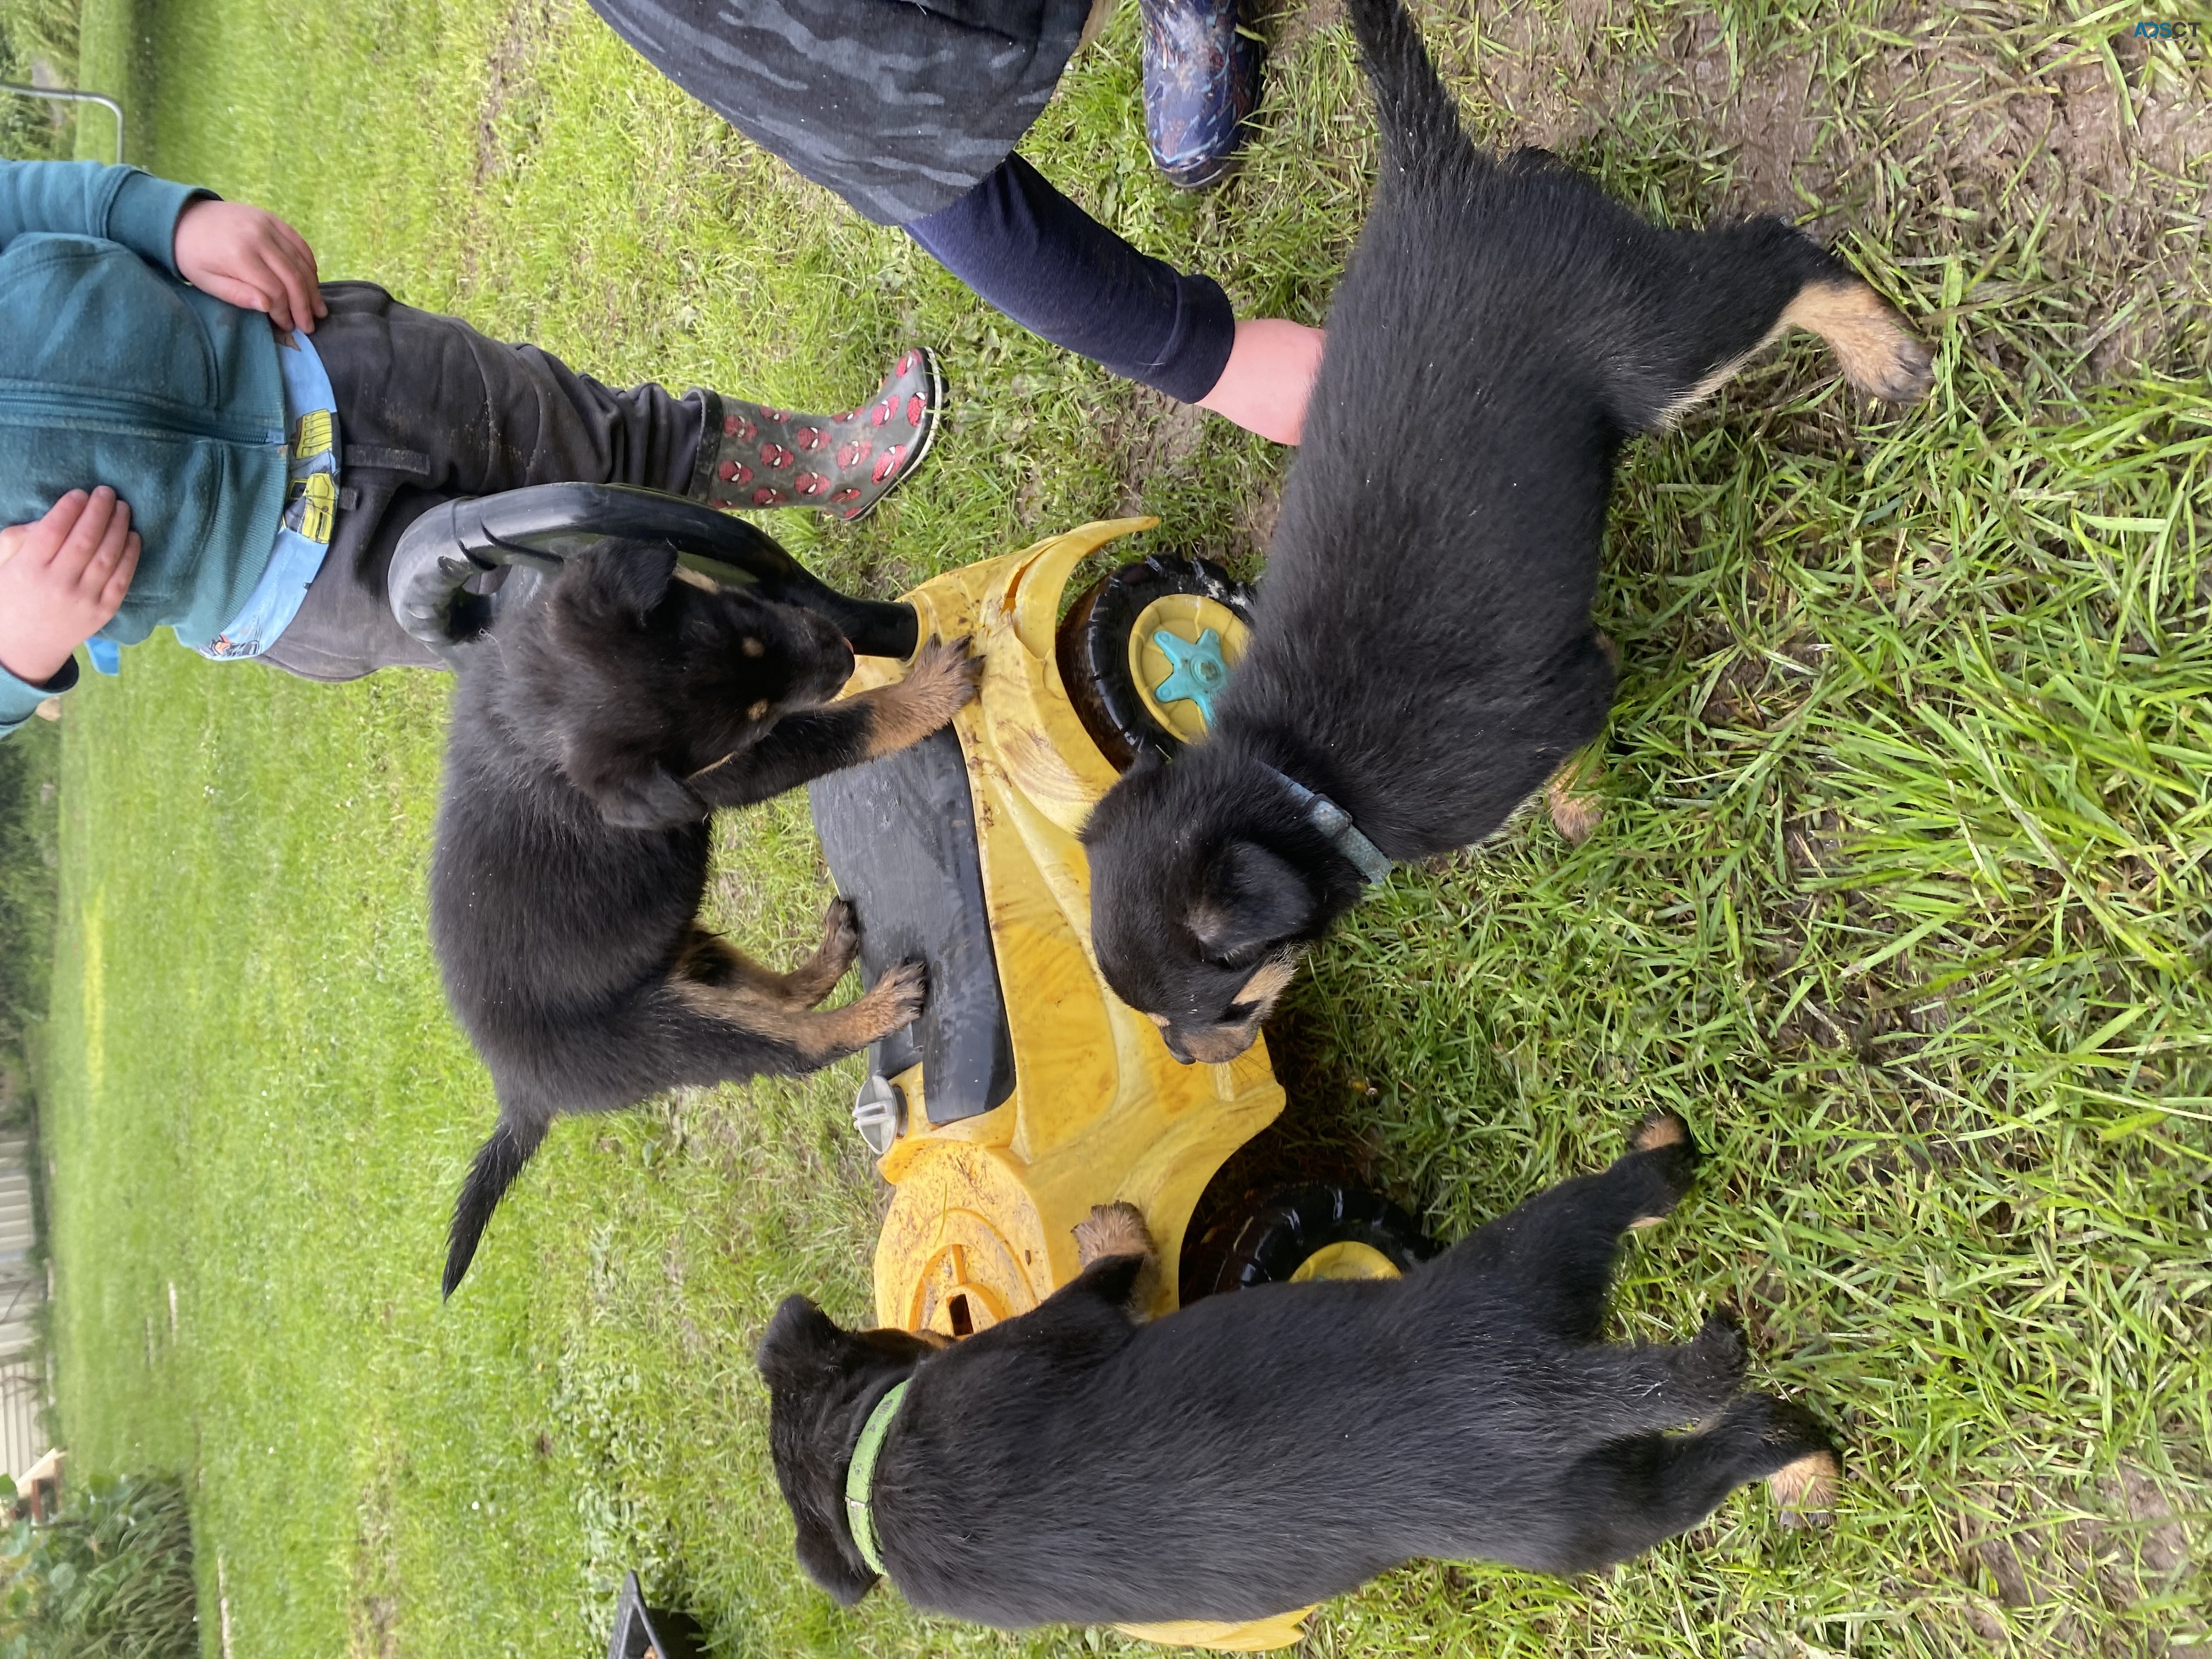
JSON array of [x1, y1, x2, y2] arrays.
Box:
[[758, 1114, 1838, 1629]]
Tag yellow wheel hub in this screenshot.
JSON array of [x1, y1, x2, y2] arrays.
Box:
[[1131, 594, 1250, 744], [1288, 1240, 1402, 1282]]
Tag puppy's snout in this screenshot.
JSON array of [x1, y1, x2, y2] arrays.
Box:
[[1158, 1020, 1260, 1066]]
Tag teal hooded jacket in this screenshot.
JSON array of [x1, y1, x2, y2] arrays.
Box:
[[1, 160, 288, 734]]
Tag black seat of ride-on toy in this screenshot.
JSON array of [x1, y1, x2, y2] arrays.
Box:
[[811, 728, 1015, 1130]]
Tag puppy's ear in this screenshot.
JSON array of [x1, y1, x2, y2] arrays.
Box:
[[793, 1513, 878, 1605], [567, 542, 680, 625], [1190, 840, 1317, 957], [757, 1295, 851, 1387], [574, 757, 705, 831]]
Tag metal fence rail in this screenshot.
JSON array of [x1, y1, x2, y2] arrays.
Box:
[[1, 82, 125, 163], [0, 1135, 46, 1481]]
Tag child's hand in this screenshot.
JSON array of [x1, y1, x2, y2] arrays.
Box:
[[172, 198, 327, 335], [0, 489, 141, 685]]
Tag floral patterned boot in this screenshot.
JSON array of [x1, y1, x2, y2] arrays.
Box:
[[698, 348, 944, 523]]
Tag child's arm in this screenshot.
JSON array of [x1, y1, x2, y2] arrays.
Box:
[[0, 491, 142, 731], [0, 160, 324, 332]]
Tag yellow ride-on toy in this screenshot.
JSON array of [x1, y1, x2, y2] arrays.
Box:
[[809, 518, 1435, 1651], [393, 492, 1434, 1649]]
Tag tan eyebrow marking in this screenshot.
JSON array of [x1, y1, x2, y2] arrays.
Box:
[[1234, 957, 1298, 1008]]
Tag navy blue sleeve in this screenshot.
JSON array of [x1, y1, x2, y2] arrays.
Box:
[[906, 154, 1238, 405]]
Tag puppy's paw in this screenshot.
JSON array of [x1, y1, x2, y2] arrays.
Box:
[[1545, 773, 1602, 846], [778, 897, 865, 1007], [1073, 1201, 1155, 1267], [1688, 1310, 1750, 1387], [814, 896, 862, 979], [1544, 742, 1605, 847], [1864, 331, 1934, 405], [1728, 1395, 1841, 1526], [1768, 1447, 1842, 1527], [902, 637, 983, 724], [1783, 280, 1934, 405], [859, 957, 928, 1036], [864, 639, 980, 758]]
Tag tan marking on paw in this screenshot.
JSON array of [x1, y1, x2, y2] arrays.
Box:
[[1545, 744, 1605, 846], [742, 635, 765, 657], [1073, 1201, 1155, 1266], [856, 958, 928, 1035], [1769, 1449, 1840, 1525], [776, 897, 861, 1006], [1780, 280, 1934, 404], [670, 564, 720, 593], [861, 637, 981, 757], [746, 698, 770, 721], [1633, 1111, 1689, 1152], [1658, 279, 1932, 423], [1545, 774, 1602, 846]]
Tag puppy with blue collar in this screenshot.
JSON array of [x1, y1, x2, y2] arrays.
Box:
[[1081, 0, 1933, 1065]]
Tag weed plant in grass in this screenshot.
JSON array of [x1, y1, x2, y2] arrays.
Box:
[[0, 1474, 198, 1659], [32, 0, 2212, 1657]]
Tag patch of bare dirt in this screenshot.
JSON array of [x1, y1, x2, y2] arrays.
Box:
[[1262, 0, 1347, 58], [1109, 388, 1211, 520], [476, 0, 575, 188], [1944, 1468, 2211, 1655], [347, 1469, 402, 1659], [1391, 2, 2212, 386]]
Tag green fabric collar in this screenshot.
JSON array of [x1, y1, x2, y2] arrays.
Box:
[[843, 1379, 910, 1576]]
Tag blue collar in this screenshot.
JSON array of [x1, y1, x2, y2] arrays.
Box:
[[1256, 764, 1395, 887]]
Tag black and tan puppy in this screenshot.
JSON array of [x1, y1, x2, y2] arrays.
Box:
[[760, 1114, 1838, 1628], [432, 540, 976, 1294], [1083, 0, 1934, 1064]]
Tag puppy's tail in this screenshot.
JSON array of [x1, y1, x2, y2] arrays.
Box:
[[443, 1112, 549, 1298], [1343, 0, 1469, 178]]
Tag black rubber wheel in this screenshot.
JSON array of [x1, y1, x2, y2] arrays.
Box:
[[1209, 1183, 1438, 1295], [1057, 554, 1257, 771]]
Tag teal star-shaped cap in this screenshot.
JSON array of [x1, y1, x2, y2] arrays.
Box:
[[1150, 627, 1232, 725]]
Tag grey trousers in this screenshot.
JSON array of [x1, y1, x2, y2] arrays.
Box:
[[261, 282, 713, 681]]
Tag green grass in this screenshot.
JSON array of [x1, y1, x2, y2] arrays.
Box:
[[32, 1, 2212, 1657]]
